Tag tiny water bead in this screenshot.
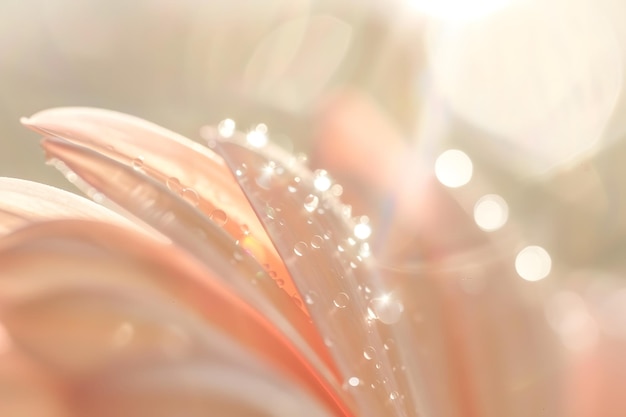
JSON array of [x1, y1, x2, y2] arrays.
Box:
[[313, 169, 332, 192], [218, 118, 236, 138], [333, 292, 350, 308], [293, 241, 308, 256], [235, 163, 248, 177], [363, 346, 376, 360], [131, 156, 144, 171], [209, 209, 228, 227], [303, 194, 319, 213]]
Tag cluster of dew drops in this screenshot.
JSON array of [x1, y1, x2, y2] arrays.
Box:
[[211, 119, 407, 401]]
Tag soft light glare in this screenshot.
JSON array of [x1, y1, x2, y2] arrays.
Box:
[[515, 245, 551, 281], [473, 194, 509, 231], [435, 149, 473, 188], [410, 0, 514, 21]]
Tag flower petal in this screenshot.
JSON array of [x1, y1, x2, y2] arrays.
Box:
[[0, 177, 148, 237], [0, 219, 353, 417], [212, 135, 418, 417], [22, 107, 301, 310]]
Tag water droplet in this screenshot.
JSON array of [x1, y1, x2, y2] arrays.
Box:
[[235, 163, 248, 177], [304, 292, 316, 305], [275, 278, 285, 287], [210, 209, 228, 227], [294, 241, 308, 256], [287, 176, 301, 193], [348, 377, 360, 387], [131, 157, 144, 171], [218, 118, 236, 138], [333, 292, 349, 308], [240, 224, 250, 235], [233, 251, 245, 262], [369, 295, 404, 325], [359, 242, 372, 258], [303, 194, 319, 213], [313, 169, 332, 192], [363, 346, 376, 360], [182, 187, 200, 206], [166, 177, 182, 193], [354, 216, 372, 240], [389, 391, 399, 400], [247, 127, 268, 147], [341, 204, 352, 219], [311, 235, 324, 249]]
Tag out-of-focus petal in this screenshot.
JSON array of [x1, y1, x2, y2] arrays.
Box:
[[0, 177, 149, 237], [21, 107, 301, 310], [212, 135, 422, 417], [0, 219, 352, 417]]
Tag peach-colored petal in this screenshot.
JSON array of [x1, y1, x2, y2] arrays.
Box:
[[0, 219, 353, 417], [0, 177, 150, 237], [213, 136, 418, 417], [39, 136, 339, 377], [22, 107, 301, 311]]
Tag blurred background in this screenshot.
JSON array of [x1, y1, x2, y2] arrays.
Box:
[[2, 0, 626, 276]]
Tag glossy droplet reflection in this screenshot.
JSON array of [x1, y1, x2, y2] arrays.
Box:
[[246, 124, 269, 148], [348, 377, 360, 387], [363, 346, 376, 360], [353, 216, 372, 240], [435, 149, 473, 188], [368, 295, 404, 325], [181, 187, 200, 206], [310, 235, 324, 249], [333, 292, 349, 308], [218, 118, 236, 138], [515, 245, 551, 281], [166, 177, 183, 194], [303, 194, 319, 213], [209, 209, 228, 227], [293, 241, 308, 257], [131, 157, 144, 171], [313, 169, 332, 192], [474, 194, 509, 231]]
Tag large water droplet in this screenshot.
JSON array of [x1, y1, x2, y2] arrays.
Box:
[[333, 292, 349, 308], [348, 377, 360, 387], [363, 346, 376, 360], [247, 125, 268, 148], [303, 194, 319, 213], [354, 216, 372, 240], [210, 209, 228, 227], [369, 295, 404, 325]]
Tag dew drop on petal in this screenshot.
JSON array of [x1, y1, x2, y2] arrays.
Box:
[[294, 241, 308, 257], [166, 177, 182, 193], [363, 346, 376, 360], [247, 127, 268, 148], [354, 216, 372, 240], [369, 295, 404, 325], [389, 391, 400, 400], [235, 163, 248, 177], [348, 377, 360, 387], [333, 292, 350, 308], [131, 157, 144, 171], [218, 118, 236, 138], [303, 194, 319, 213], [313, 169, 332, 192], [330, 183, 344, 197], [311, 235, 324, 249], [210, 209, 228, 227], [182, 188, 200, 206]]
